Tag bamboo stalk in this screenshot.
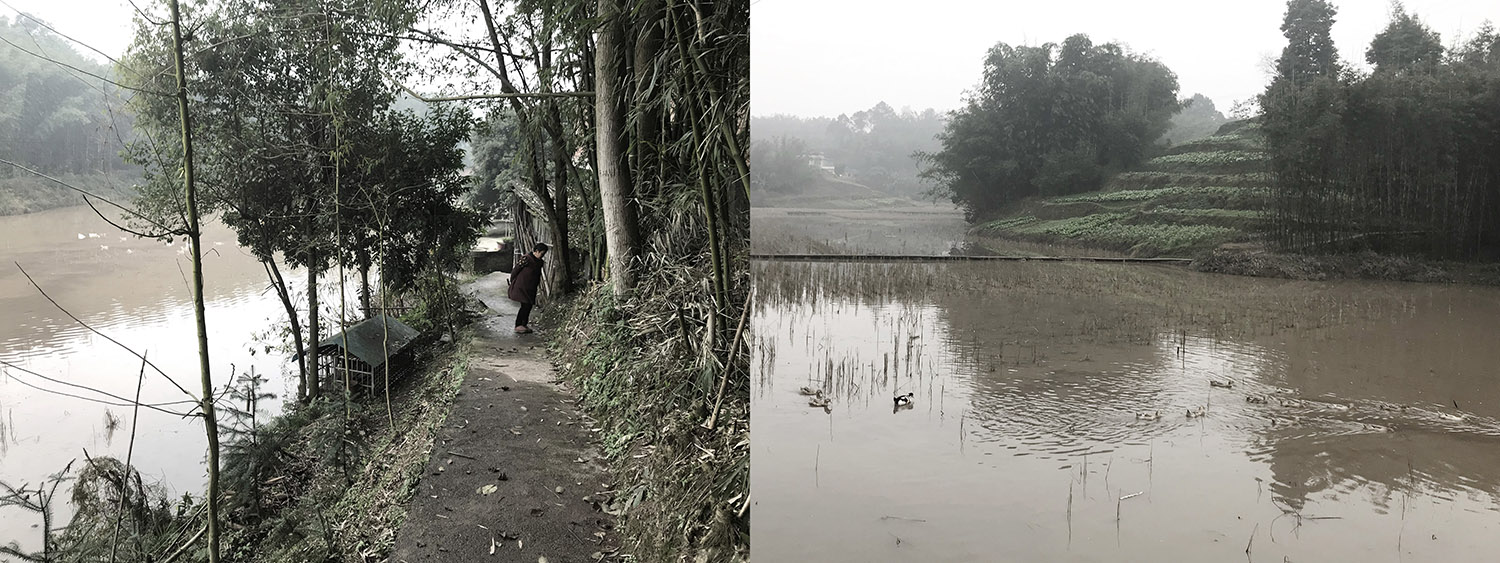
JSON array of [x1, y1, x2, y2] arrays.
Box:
[[167, 0, 220, 558]]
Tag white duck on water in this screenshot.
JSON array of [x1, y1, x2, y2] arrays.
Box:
[[894, 393, 914, 408]]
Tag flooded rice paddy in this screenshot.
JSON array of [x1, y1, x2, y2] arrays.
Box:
[[750, 205, 973, 256], [751, 260, 1500, 562]]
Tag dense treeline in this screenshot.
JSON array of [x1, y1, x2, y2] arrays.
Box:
[[0, 15, 131, 175], [921, 34, 1180, 220], [749, 102, 944, 198], [1262, 1, 1500, 258]]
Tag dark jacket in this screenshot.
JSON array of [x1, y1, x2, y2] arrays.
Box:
[[508, 254, 544, 304]]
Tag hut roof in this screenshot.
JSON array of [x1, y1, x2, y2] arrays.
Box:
[[314, 315, 420, 368]]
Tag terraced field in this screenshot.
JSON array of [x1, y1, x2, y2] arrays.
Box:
[[976, 120, 1271, 257]]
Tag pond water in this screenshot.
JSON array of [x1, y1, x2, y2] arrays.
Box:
[[751, 260, 1500, 562], [0, 205, 332, 546]]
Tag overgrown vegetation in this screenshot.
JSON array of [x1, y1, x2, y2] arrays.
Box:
[[551, 251, 749, 562], [0, 309, 473, 563]]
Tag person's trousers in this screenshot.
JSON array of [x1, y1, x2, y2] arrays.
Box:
[[516, 302, 534, 327]]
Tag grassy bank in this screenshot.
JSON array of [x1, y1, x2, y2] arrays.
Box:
[[973, 120, 1271, 258], [219, 335, 471, 562], [549, 255, 750, 562], [0, 170, 141, 216], [1192, 248, 1500, 286]]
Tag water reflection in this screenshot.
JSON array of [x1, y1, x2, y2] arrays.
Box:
[[0, 206, 335, 546], [752, 261, 1500, 562]]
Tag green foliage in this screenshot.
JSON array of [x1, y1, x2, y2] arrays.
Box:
[[1366, 4, 1444, 71], [1143, 149, 1269, 172], [982, 212, 1243, 256], [748, 136, 819, 196], [1274, 0, 1341, 82], [921, 34, 1181, 220], [1051, 185, 1271, 209], [466, 109, 524, 219]]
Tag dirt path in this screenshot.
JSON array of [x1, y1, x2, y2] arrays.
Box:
[[390, 273, 619, 563]]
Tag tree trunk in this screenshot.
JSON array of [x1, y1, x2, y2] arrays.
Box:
[[168, 0, 221, 559], [307, 246, 321, 401], [545, 101, 574, 295], [358, 251, 372, 318], [265, 259, 307, 403], [595, 0, 642, 295]]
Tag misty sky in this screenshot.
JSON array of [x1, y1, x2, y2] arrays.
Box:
[[3, 0, 136, 61], [752, 0, 1500, 118]]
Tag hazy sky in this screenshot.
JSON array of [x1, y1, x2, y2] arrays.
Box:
[[3, 0, 136, 61], [752, 0, 1500, 118]]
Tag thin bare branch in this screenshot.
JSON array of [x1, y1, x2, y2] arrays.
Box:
[[0, 359, 196, 417], [13, 262, 196, 399]]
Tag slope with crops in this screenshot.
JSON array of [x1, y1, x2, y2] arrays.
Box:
[[973, 119, 1272, 258]]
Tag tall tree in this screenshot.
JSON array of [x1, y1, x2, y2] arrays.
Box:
[[1366, 4, 1444, 71], [921, 34, 1179, 219], [594, 0, 642, 295], [1275, 0, 1341, 85]]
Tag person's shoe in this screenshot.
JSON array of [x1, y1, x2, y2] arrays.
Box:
[[514, 326, 528, 334]]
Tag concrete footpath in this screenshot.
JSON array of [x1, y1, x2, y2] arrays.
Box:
[[389, 273, 619, 563]]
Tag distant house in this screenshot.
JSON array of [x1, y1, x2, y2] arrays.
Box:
[[803, 153, 838, 175], [310, 315, 421, 395]]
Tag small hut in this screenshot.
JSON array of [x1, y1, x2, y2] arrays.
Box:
[[313, 315, 421, 395]]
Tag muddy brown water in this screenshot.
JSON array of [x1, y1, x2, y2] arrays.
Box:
[[751, 260, 1500, 562], [0, 205, 347, 547]]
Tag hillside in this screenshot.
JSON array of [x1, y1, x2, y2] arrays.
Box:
[[973, 120, 1270, 257], [0, 170, 141, 216]]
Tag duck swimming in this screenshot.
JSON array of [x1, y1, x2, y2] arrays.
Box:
[[894, 393, 914, 407], [1186, 406, 1207, 418], [1245, 394, 1269, 404], [1209, 378, 1234, 389], [798, 387, 821, 396], [1136, 411, 1161, 421], [808, 392, 831, 408]]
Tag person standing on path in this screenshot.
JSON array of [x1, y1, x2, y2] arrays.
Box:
[[508, 242, 548, 333]]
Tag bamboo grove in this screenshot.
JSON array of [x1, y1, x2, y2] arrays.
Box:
[[1261, 1, 1500, 258]]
